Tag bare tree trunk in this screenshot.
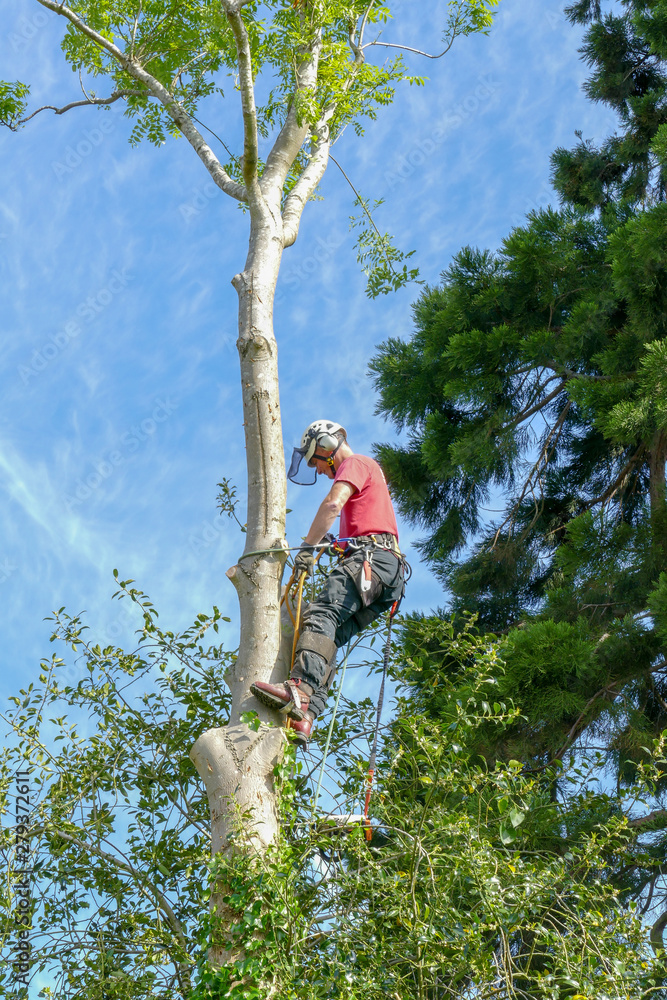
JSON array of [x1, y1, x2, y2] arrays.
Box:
[[191, 213, 289, 850], [189, 9, 329, 862], [189, 210, 294, 971]]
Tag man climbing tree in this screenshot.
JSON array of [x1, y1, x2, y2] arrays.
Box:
[[251, 420, 406, 744], [5, 3, 667, 991]]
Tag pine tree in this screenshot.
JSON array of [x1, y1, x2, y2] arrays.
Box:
[[370, 0, 667, 930], [552, 0, 667, 211]]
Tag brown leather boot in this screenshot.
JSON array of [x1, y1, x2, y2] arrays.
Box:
[[250, 679, 311, 720], [286, 712, 314, 748]]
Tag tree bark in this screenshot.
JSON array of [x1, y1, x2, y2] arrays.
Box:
[[191, 205, 290, 848]]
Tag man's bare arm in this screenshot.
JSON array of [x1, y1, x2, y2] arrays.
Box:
[[304, 481, 354, 545]]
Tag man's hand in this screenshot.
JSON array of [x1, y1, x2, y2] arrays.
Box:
[[294, 544, 315, 576]]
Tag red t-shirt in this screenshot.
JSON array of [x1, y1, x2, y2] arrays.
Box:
[[334, 454, 399, 541]]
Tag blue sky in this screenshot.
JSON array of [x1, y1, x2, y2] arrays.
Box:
[[0, 0, 620, 708]]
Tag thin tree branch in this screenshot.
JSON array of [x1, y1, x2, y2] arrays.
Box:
[[562, 366, 611, 381], [651, 909, 667, 955], [330, 153, 383, 238], [15, 90, 141, 126], [346, 8, 368, 79], [34, 0, 247, 203], [191, 113, 238, 164], [40, 825, 190, 957], [640, 872, 661, 915], [551, 683, 620, 763], [222, 2, 262, 209], [35, 0, 125, 59], [130, 0, 142, 59], [78, 68, 94, 102], [170, 49, 208, 92], [491, 400, 572, 547], [628, 809, 667, 830], [529, 660, 667, 774], [622, 51, 658, 86], [503, 380, 568, 431], [577, 445, 645, 515], [329, 152, 400, 279], [362, 39, 456, 59], [357, 1, 376, 49]]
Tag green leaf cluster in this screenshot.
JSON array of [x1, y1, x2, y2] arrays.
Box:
[[349, 195, 421, 298], [192, 620, 666, 998], [1, 1, 504, 295], [0, 579, 231, 998], [0, 80, 30, 129], [3, 3, 420, 152], [4, 594, 665, 997]]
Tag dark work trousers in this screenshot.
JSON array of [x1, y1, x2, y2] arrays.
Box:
[[291, 548, 405, 718]]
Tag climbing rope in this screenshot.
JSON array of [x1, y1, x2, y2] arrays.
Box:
[[282, 567, 306, 670], [280, 547, 326, 672], [363, 600, 399, 842], [311, 637, 353, 819]]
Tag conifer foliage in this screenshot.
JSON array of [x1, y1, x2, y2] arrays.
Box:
[[371, 0, 667, 931]]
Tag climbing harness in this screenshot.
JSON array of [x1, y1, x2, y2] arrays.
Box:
[[238, 534, 403, 562], [363, 598, 400, 841], [278, 534, 407, 673]]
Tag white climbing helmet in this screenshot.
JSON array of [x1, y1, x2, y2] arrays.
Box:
[[287, 420, 347, 485]]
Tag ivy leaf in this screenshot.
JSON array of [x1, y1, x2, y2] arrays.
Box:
[[499, 823, 516, 845], [509, 807, 526, 828]]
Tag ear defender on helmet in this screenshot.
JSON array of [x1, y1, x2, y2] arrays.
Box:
[[314, 431, 340, 452]]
